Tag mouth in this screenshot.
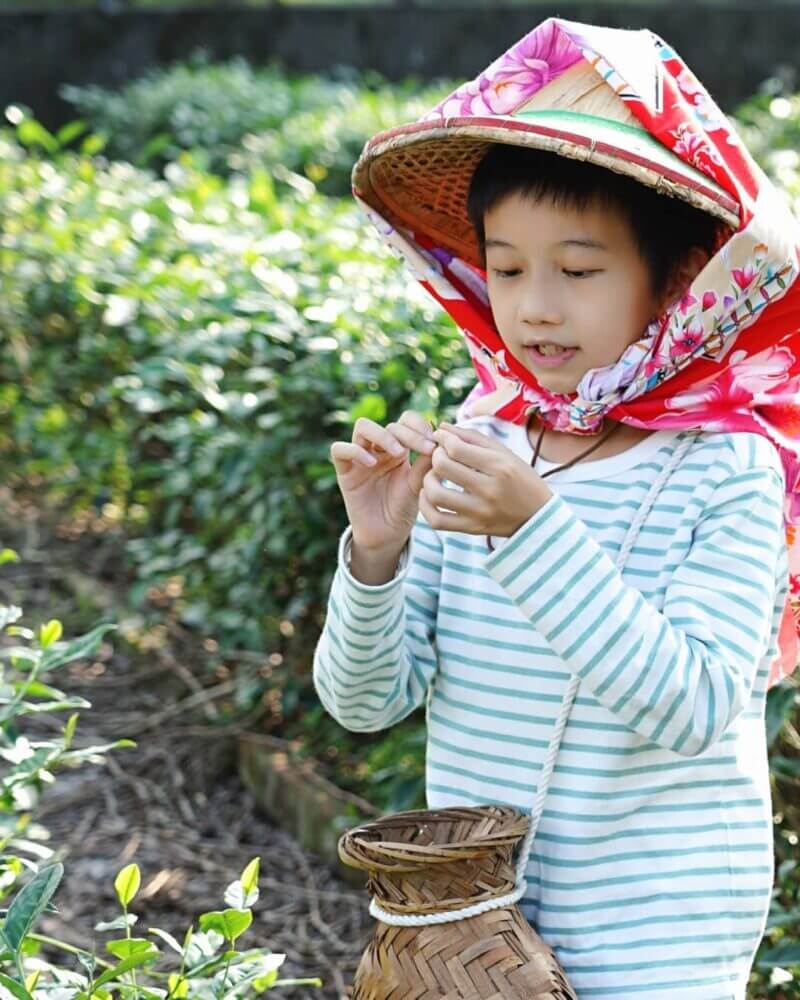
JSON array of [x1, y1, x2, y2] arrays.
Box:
[[524, 343, 578, 369]]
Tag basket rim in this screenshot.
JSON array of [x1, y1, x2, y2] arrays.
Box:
[[338, 805, 529, 871]]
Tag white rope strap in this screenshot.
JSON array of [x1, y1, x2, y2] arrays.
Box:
[[370, 431, 697, 926]]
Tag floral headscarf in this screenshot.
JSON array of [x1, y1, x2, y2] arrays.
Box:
[[353, 18, 800, 688]]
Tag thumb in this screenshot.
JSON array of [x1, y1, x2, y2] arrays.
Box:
[[407, 450, 434, 496]]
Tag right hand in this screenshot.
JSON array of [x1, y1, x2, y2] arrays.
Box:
[[329, 411, 437, 553]]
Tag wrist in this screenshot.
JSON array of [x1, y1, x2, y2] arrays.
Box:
[[509, 475, 552, 534], [349, 532, 408, 586]]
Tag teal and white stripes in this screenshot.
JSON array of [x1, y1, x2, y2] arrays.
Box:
[[313, 422, 787, 1000], [484, 466, 784, 758]]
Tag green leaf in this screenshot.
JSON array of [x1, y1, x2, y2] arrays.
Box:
[[93, 953, 160, 990], [114, 864, 140, 907], [198, 909, 252, 943], [757, 942, 800, 967], [63, 713, 78, 748], [253, 970, 278, 993], [60, 739, 137, 763], [76, 952, 97, 978], [147, 927, 183, 955], [0, 607, 24, 631], [0, 972, 34, 1000], [0, 648, 38, 670], [185, 949, 237, 980], [81, 132, 108, 157], [2, 864, 63, 951], [40, 624, 117, 671], [0, 550, 19, 567], [184, 928, 224, 971], [10, 680, 68, 700], [167, 974, 188, 999], [16, 119, 58, 154], [348, 393, 386, 424], [223, 880, 258, 910], [94, 914, 138, 932], [56, 120, 87, 146], [106, 938, 159, 961], [771, 754, 800, 778], [38, 620, 63, 649], [240, 858, 260, 896], [765, 681, 798, 747]]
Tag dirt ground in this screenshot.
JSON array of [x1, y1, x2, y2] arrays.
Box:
[[0, 487, 373, 999]]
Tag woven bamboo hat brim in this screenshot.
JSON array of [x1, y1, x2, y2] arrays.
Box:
[[352, 60, 740, 269]]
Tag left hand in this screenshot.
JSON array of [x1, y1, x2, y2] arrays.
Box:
[[420, 422, 553, 538]]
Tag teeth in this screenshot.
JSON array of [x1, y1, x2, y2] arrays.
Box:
[[536, 343, 570, 356]]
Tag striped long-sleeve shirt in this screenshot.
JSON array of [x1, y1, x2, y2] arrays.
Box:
[[313, 418, 788, 1000]]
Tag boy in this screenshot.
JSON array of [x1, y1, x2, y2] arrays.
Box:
[[316, 18, 800, 998]]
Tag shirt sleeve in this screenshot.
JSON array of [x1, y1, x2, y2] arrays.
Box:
[[484, 464, 787, 757], [312, 514, 441, 732]]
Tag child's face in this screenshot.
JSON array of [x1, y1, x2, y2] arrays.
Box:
[[483, 191, 665, 396]]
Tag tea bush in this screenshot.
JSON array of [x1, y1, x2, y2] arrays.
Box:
[[0, 131, 469, 652], [59, 56, 452, 194], [0, 547, 319, 996]]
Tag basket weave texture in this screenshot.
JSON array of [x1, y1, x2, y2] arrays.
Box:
[[339, 806, 578, 999]]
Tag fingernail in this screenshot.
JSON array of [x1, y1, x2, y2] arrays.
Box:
[[422, 440, 435, 453], [390, 442, 405, 456]]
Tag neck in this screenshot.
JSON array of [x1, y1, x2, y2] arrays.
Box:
[[527, 414, 655, 465]]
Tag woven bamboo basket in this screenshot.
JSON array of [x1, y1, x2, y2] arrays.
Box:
[[338, 805, 577, 999]]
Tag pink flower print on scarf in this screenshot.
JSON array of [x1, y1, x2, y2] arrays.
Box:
[[732, 262, 759, 292], [651, 345, 800, 435], [431, 21, 583, 119], [676, 68, 729, 134], [670, 122, 723, 176], [670, 319, 705, 360]]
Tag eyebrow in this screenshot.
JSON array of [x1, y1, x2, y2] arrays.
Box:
[[483, 238, 608, 251]]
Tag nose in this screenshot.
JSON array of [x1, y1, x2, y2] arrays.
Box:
[[518, 274, 562, 327]]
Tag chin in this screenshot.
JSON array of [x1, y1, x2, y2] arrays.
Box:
[[528, 370, 582, 396]]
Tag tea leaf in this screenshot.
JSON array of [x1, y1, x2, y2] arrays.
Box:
[[3, 864, 63, 951], [198, 909, 252, 943], [240, 858, 260, 896], [38, 620, 63, 649], [114, 864, 141, 908], [106, 938, 159, 961]]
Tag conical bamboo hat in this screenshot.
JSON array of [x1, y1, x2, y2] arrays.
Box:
[[352, 59, 740, 268]]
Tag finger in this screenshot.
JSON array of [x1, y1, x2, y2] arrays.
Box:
[[330, 441, 378, 471], [437, 422, 503, 450], [407, 450, 433, 495], [398, 411, 438, 455], [419, 486, 459, 531], [432, 428, 496, 475], [390, 418, 436, 456], [422, 468, 473, 517], [353, 417, 407, 458], [431, 442, 486, 494]]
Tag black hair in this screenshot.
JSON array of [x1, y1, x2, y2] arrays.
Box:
[[466, 143, 728, 300]]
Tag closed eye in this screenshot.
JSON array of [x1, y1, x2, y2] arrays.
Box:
[[563, 269, 601, 279], [492, 267, 602, 279]]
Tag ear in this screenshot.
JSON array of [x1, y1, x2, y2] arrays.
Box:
[[659, 246, 711, 310]]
